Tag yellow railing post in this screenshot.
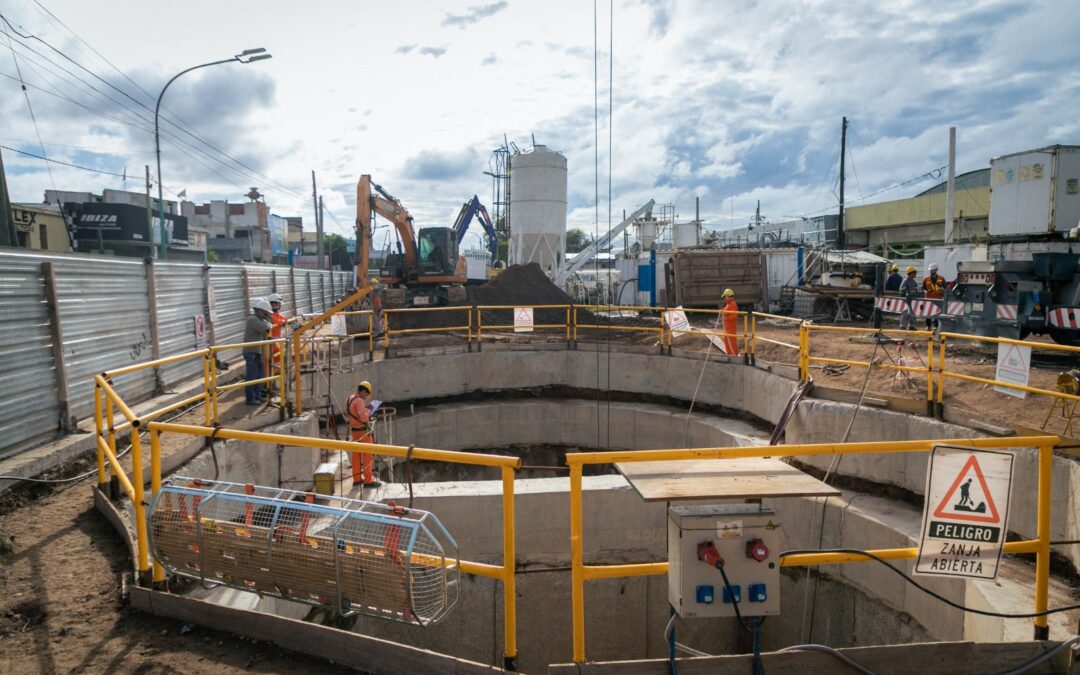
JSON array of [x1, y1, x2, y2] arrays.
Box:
[[926, 333, 935, 415], [937, 335, 947, 407], [501, 465, 517, 669], [799, 322, 809, 381], [1034, 440, 1053, 639], [209, 352, 220, 425], [565, 306, 571, 344], [150, 427, 164, 584], [570, 462, 585, 662], [742, 310, 749, 362], [129, 424, 150, 581], [94, 381, 106, 486], [202, 354, 212, 427], [105, 394, 117, 485], [293, 331, 304, 414]]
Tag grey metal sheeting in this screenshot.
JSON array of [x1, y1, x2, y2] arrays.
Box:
[[0, 253, 60, 458], [51, 254, 155, 425], [156, 262, 207, 386]]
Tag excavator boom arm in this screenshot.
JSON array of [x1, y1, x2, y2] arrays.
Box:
[[355, 174, 419, 283]]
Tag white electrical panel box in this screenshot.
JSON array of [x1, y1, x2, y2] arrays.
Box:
[[668, 504, 782, 618]]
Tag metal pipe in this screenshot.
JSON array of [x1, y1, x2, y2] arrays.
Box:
[[1035, 444, 1052, 638], [203, 355, 212, 426], [216, 375, 279, 393], [94, 381, 106, 485], [114, 392, 208, 434], [582, 562, 668, 580], [97, 375, 139, 424], [569, 463, 585, 663], [941, 369, 1080, 402], [98, 435, 134, 499], [130, 428, 150, 577]]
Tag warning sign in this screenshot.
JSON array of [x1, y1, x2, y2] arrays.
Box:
[[994, 342, 1031, 399], [915, 446, 1014, 579], [193, 314, 207, 346], [663, 307, 690, 338], [514, 307, 533, 333], [329, 314, 347, 336]]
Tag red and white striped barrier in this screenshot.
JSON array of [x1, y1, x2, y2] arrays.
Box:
[[996, 304, 1018, 320], [1049, 307, 1080, 329], [874, 297, 942, 317], [946, 301, 965, 315]]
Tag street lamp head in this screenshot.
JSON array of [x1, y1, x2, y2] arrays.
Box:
[[239, 47, 267, 56], [239, 53, 273, 64]]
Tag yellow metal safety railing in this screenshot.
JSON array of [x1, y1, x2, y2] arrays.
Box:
[[565, 435, 1060, 663], [475, 304, 571, 348], [383, 306, 472, 351], [144, 422, 522, 668], [573, 305, 667, 353]]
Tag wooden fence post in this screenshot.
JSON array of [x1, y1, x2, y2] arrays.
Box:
[[41, 262, 74, 432]]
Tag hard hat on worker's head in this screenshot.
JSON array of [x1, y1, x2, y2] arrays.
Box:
[[906, 266, 917, 275], [357, 380, 372, 393], [928, 263, 939, 273], [252, 298, 272, 313], [723, 288, 735, 297], [370, 277, 379, 285], [267, 292, 284, 305], [889, 264, 899, 272]]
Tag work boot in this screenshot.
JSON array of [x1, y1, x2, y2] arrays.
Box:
[[363, 481, 383, 489]]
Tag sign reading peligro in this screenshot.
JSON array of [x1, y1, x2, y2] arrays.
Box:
[[915, 446, 1014, 580]]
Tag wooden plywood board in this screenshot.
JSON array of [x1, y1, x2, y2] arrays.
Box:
[[615, 457, 841, 502]]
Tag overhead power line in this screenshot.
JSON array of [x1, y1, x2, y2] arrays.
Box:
[[1, 143, 128, 178]]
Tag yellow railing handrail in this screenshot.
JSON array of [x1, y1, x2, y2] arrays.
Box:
[[208, 338, 285, 352], [96, 374, 139, 425], [105, 348, 212, 378], [477, 304, 571, 310], [565, 434, 1060, 662]]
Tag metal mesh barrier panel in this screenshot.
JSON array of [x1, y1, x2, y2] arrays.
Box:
[[150, 477, 459, 625]]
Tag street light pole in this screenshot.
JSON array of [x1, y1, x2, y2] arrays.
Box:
[[154, 48, 272, 259]]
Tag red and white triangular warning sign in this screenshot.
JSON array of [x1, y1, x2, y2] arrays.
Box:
[[915, 446, 1014, 580], [514, 307, 533, 333], [931, 454, 1001, 523]]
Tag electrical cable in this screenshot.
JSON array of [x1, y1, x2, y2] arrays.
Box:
[[0, 143, 128, 178], [592, 0, 602, 452], [604, 0, 613, 452], [666, 607, 679, 675], [3, 24, 54, 190], [777, 644, 880, 675], [786, 547, 1080, 618], [994, 635, 1080, 675]]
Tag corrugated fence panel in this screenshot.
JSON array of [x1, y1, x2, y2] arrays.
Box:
[[156, 262, 206, 386], [0, 252, 60, 458], [209, 265, 245, 346], [245, 265, 274, 307], [298, 271, 314, 315], [53, 255, 154, 422]]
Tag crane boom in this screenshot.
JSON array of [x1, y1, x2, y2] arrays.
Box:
[[555, 200, 655, 288], [451, 195, 499, 263]]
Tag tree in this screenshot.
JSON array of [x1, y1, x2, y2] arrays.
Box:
[[324, 233, 352, 270], [566, 228, 592, 254]]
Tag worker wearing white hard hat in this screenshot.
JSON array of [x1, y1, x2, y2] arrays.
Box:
[[265, 292, 295, 371], [243, 298, 274, 404]]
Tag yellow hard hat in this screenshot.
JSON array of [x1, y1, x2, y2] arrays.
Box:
[[369, 277, 379, 285], [889, 264, 899, 272], [358, 380, 372, 393], [722, 288, 734, 297], [906, 266, 917, 274]]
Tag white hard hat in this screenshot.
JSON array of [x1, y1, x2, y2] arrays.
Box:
[[928, 263, 939, 272], [252, 298, 272, 313], [267, 292, 284, 304]]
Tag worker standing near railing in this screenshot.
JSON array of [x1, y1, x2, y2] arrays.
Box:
[[721, 289, 740, 356], [922, 262, 946, 330], [899, 266, 919, 330], [346, 380, 382, 489], [244, 298, 274, 405], [266, 293, 299, 370]]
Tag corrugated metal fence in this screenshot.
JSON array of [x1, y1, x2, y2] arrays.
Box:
[[0, 250, 352, 460]]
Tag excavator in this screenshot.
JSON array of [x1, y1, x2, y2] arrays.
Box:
[[451, 195, 500, 264], [355, 174, 467, 307]]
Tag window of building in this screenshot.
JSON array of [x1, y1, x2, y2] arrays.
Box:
[[39, 223, 49, 249]]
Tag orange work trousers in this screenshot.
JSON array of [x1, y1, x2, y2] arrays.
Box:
[[722, 320, 740, 356], [350, 428, 374, 484]]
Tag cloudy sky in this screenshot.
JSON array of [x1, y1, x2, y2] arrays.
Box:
[[1, 0, 1077, 249]]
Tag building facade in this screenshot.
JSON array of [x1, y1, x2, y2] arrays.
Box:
[[10, 203, 70, 252]]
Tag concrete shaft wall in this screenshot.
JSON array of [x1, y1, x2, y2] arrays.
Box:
[[319, 350, 1080, 572]]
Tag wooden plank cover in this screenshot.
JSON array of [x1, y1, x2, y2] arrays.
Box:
[[615, 457, 841, 501]]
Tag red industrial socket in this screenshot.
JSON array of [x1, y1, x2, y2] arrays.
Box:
[[746, 538, 769, 562], [698, 541, 725, 569]]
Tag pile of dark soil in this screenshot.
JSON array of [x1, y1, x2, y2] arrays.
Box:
[[386, 263, 590, 332]]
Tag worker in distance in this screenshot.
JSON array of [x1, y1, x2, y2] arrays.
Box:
[[720, 288, 740, 356], [346, 380, 382, 489], [244, 298, 274, 405]]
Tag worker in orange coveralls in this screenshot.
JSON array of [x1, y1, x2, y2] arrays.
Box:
[[721, 288, 740, 356], [345, 380, 381, 489]]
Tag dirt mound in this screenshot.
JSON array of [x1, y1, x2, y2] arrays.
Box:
[[387, 263, 590, 332]]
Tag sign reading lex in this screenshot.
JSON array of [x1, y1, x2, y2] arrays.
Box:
[[915, 446, 1014, 580]]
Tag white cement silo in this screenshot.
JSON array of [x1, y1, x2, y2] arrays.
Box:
[[509, 144, 567, 274]]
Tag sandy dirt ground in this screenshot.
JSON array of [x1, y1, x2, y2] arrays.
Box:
[[0, 390, 353, 674]]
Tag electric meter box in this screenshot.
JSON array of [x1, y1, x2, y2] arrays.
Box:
[[668, 504, 782, 619]]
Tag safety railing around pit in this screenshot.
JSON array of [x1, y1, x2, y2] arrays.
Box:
[[565, 435, 1060, 663], [665, 307, 751, 362], [573, 305, 668, 353], [474, 304, 571, 349], [748, 311, 804, 366], [937, 333, 1080, 424], [801, 324, 936, 412], [93, 337, 286, 592], [382, 306, 473, 352], [143, 422, 522, 670]]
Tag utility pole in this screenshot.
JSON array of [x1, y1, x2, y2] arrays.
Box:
[[312, 170, 324, 269], [144, 166, 153, 257], [945, 126, 957, 244], [0, 147, 15, 247], [318, 195, 326, 269], [838, 116, 847, 249]]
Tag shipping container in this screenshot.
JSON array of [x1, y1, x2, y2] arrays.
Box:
[[988, 145, 1080, 237], [666, 250, 766, 308]]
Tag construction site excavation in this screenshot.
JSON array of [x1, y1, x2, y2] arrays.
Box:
[[3, 3, 1080, 674]]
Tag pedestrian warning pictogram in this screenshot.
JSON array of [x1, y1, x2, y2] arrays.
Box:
[[514, 307, 533, 333], [915, 446, 1014, 580], [931, 455, 1001, 524]]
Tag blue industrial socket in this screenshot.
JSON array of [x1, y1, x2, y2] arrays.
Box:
[[696, 585, 715, 604], [722, 585, 741, 604], [748, 583, 767, 602]]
